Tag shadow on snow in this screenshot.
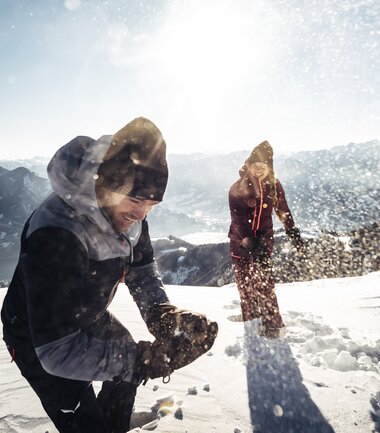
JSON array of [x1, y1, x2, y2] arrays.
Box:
[[244, 321, 335, 433]]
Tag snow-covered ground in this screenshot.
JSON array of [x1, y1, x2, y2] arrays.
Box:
[[181, 232, 229, 245], [0, 273, 379, 433]]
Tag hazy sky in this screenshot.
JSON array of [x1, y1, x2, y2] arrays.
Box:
[[1, 0, 379, 159]]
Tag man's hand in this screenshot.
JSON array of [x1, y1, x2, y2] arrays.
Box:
[[134, 340, 173, 383], [146, 303, 210, 342], [143, 303, 218, 382], [135, 319, 218, 383]]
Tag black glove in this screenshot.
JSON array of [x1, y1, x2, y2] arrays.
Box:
[[146, 303, 210, 342], [134, 339, 174, 383], [140, 304, 219, 383], [169, 319, 218, 370], [286, 227, 305, 254], [135, 320, 218, 384]]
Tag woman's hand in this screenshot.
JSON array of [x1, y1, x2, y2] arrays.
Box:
[[286, 227, 306, 254], [241, 237, 254, 250]]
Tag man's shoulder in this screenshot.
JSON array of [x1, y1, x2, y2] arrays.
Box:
[[27, 194, 90, 250], [30, 194, 85, 229]]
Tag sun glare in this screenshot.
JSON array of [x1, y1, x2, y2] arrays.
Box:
[[153, 1, 279, 92]]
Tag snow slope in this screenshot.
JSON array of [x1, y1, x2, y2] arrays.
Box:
[[0, 273, 379, 433]]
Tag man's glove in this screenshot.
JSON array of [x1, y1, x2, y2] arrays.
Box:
[[286, 227, 305, 254], [168, 319, 218, 371], [134, 339, 174, 383], [141, 304, 218, 383], [146, 303, 210, 342], [135, 320, 218, 384]]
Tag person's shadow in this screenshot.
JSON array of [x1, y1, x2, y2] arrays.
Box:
[[244, 321, 335, 433]]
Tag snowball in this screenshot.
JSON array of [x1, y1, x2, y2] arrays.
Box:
[[310, 357, 322, 367], [174, 407, 183, 420], [273, 404, 284, 417], [334, 351, 358, 372], [300, 336, 329, 354], [346, 340, 360, 354], [319, 348, 338, 368], [323, 336, 347, 352], [187, 386, 197, 395], [225, 341, 242, 357], [286, 334, 308, 344], [357, 355, 373, 367]]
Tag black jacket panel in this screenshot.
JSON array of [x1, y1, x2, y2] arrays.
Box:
[[2, 221, 168, 382]]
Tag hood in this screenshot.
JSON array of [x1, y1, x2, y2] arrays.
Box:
[[246, 140, 274, 169], [47, 134, 119, 235]]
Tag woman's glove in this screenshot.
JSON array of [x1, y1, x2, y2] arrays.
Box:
[[241, 237, 254, 250], [286, 227, 305, 254]]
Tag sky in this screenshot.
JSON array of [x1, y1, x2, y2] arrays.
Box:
[[0, 0, 379, 159]]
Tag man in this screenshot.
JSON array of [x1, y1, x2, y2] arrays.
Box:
[[1, 117, 218, 433]]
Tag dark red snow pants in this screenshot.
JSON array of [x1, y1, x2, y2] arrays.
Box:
[[230, 235, 284, 329], [7, 342, 136, 433]]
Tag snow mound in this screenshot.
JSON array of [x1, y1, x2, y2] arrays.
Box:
[[284, 311, 380, 373]]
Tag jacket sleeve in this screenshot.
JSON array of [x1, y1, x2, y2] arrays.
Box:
[[125, 219, 170, 322], [228, 185, 253, 240], [276, 180, 295, 232], [22, 228, 137, 382]]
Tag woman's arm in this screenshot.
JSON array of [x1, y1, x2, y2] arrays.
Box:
[[276, 181, 304, 252], [275, 180, 295, 231]]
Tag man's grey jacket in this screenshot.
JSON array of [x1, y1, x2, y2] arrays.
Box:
[[1, 135, 169, 383]]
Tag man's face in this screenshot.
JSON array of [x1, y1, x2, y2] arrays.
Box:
[[101, 191, 159, 233]]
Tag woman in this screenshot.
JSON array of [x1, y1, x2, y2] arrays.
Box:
[[228, 140, 304, 338]]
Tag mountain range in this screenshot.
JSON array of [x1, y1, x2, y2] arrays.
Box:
[[0, 140, 379, 281]]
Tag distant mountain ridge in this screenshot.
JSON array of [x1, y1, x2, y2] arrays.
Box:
[[164, 140, 380, 231], [0, 140, 379, 280], [0, 156, 49, 178], [0, 167, 52, 280]]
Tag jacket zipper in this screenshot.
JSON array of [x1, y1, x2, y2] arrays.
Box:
[[118, 234, 133, 282], [251, 180, 264, 237]]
